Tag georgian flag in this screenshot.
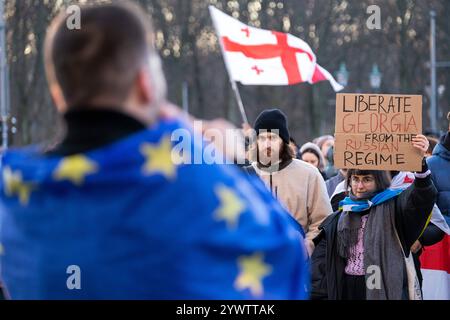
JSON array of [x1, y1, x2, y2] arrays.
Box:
[[391, 171, 450, 300], [209, 6, 344, 92]]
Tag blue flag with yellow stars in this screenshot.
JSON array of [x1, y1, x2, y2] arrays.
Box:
[[0, 119, 309, 299]]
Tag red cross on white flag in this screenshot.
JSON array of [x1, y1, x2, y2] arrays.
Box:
[[209, 6, 344, 92]]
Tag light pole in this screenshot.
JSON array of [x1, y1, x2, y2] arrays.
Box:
[[336, 63, 349, 89], [369, 64, 382, 92], [430, 10, 437, 133], [0, 0, 8, 150], [429, 10, 450, 133]]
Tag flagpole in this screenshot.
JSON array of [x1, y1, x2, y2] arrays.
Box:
[[182, 81, 189, 118], [0, 0, 8, 150], [209, 6, 250, 125], [230, 81, 248, 124]]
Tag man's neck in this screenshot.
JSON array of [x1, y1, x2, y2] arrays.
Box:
[[256, 158, 292, 173], [46, 108, 147, 157]]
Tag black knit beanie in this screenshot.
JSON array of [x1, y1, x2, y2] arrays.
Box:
[[254, 109, 290, 144]]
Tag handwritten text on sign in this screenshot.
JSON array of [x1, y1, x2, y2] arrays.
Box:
[[334, 94, 422, 171]]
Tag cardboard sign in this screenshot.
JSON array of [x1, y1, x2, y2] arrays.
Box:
[[334, 94, 422, 171]]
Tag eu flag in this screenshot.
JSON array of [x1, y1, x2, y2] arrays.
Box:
[[0, 119, 309, 299]]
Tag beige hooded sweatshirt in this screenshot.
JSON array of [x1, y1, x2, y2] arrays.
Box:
[[251, 159, 332, 246]]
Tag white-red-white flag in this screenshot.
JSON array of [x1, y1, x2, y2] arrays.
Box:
[[209, 6, 344, 92], [391, 171, 450, 300], [420, 235, 450, 300]]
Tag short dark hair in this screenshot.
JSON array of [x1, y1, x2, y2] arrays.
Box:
[[45, 2, 154, 108], [346, 169, 391, 191]]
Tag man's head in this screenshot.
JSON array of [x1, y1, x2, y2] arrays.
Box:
[[44, 2, 166, 124], [346, 169, 391, 199], [254, 109, 293, 166]]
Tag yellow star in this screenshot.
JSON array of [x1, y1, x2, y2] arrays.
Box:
[[214, 185, 246, 229], [234, 252, 272, 297], [140, 135, 178, 180], [0, 243, 4, 255], [2, 167, 34, 205], [53, 155, 98, 186]]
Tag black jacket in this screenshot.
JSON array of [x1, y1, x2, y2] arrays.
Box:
[[311, 173, 437, 300], [46, 108, 146, 157]]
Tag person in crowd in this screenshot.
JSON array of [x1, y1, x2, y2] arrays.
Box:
[[326, 169, 347, 198], [311, 134, 437, 300], [329, 168, 447, 290], [427, 112, 450, 221], [300, 142, 327, 180], [324, 145, 338, 178], [0, 2, 309, 299], [389, 171, 447, 290], [313, 135, 334, 166], [422, 112, 450, 298], [245, 108, 332, 256]]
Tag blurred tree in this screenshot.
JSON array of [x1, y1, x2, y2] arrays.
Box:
[[4, 0, 450, 147]]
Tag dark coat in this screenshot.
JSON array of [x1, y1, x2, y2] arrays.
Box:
[[427, 133, 450, 219], [311, 175, 437, 300]]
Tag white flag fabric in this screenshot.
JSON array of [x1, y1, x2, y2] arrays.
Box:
[[209, 6, 344, 92], [390, 171, 450, 300], [390, 171, 450, 235]]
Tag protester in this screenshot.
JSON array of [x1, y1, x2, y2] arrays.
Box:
[[329, 170, 447, 271], [324, 145, 339, 178], [389, 171, 447, 290], [311, 134, 437, 300], [313, 135, 334, 165], [0, 2, 309, 299], [245, 109, 332, 256], [422, 112, 450, 299], [427, 113, 450, 219], [300, 142, 327, 180], [326, 169, 347, 198]]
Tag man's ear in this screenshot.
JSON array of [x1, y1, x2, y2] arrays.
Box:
[[49, 83, 67, 113], [135, 67, 153, 106], [447, 112, 450, 131]]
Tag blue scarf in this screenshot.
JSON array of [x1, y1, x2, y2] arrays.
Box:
[[339, 188, 403, 213]]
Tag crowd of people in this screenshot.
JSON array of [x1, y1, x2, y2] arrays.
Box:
[[0, 1, 448, 300]]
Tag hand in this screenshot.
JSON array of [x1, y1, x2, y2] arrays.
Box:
[[202, 119, 246, 164], [159, 102, 194, 124], [412, 134, 429, 158], [411, 240, 422, 254], [159, 103, 245, 164], [242, 123, 253, 135]]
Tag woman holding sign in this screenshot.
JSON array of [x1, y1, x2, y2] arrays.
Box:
[[311, 134, 437, 300]]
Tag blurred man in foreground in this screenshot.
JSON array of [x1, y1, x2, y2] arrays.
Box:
[[0, 2, 308, 299]]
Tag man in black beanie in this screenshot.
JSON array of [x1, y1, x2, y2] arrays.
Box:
[[247, 109, 332, 256], [253, 109, 291, 167]]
